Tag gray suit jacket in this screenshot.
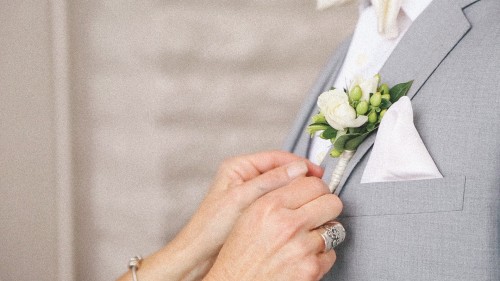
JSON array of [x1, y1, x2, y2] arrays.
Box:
[[284, 0, 499, 280]]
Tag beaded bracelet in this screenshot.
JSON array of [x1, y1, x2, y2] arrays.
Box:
[[128, 256, 143, 281]]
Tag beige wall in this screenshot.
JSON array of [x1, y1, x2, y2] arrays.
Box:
[[0, 1, 357, 280], [0, 1, 58, 281], [69, 1, 357, 280]]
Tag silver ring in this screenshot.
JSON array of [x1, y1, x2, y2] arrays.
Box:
[[320, 221, 346, 252]]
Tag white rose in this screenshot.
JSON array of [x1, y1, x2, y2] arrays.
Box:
[[349, 75, 380, 101], [317, 89, 368, 131]]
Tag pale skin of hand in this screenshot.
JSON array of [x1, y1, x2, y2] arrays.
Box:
[[203, 172, 343, 281], [116, 151, 324, 281]]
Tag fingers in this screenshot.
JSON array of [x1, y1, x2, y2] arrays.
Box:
[[317, 250, 337, 278], [303, 230, 337, 278], [220, 151, 323, 183], [293, 234, 337, 280], [306, 228, 329, 254], [305, 225, 345, 254], [233, 161, 310, 208], [297, 194, 343, 229], [268, 177, 330, 210], [242, 151, 323, 178]]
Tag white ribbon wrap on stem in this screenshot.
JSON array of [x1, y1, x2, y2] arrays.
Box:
[[329, 150, 355, 193]]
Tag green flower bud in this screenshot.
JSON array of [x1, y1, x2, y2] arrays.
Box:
[[356, 101, 369, 115], [381, 94, 390, 101], [368, 111, 378, 123], [330, 148, 342, 158], [378, 109, 387, 122], [370, 92, 382, 107], [349, 85, 362, 101], [306, 124, 329, 136], [379, 83, 390, 96]]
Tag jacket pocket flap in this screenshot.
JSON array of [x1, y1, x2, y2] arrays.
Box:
[[340, 176, 466, 217]]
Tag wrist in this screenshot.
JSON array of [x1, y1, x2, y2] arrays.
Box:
[[154, 231, 216, 280]]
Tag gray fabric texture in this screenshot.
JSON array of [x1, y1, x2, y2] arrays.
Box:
[[284, 0, 500, 280]]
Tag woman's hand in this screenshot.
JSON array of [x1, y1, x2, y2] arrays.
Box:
[[204, 176, 343, 281], [117, 151, 323, 281], [184, 151, 323, 259]]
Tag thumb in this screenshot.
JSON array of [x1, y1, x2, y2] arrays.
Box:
[[230, 161, 311, 209]]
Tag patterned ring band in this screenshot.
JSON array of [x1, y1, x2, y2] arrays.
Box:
[[320, 221, 346, 252]]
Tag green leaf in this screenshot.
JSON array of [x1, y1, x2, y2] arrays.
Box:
[[380, 99, 392, 109], [344, 130, 375, 151], [366, 123, 378, 132], [348, 127, 363, 134], [333, 133, 360, 152], [389, 80, 414, 103], [320, 127, 337, 139]]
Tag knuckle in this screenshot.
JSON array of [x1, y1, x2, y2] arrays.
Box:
[[302, 177, 329, 194], [220, 157, 238, 171], [316, 194, 343, 219], [328, 194, 343, 214]]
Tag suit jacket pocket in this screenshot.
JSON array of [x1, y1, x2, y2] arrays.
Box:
[[340, 176, 466, 217]]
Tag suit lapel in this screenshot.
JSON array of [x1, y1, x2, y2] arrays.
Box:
[[330, 0, 474, 195]]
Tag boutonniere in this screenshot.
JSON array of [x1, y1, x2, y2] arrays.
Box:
[[306, 74, 413, 192]]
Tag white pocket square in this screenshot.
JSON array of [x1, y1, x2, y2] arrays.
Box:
[[361, 96, 443, 183]]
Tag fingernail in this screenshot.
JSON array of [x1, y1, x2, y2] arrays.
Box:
[[286, 161, 308, 179]]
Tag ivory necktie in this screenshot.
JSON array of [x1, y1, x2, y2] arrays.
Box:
[[316, 0, 403, 39]]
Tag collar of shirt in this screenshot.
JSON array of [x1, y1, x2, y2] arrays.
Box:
[[360, 0, 433, 21], [360, 0, 434, 22], [399, 0, 434, 21]]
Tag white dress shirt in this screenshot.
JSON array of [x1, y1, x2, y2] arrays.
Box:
[[309, 0, 433, 165]]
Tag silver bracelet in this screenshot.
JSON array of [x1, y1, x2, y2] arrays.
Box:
[[128, 256, 143, 281]]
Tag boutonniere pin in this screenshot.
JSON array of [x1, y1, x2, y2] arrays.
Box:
[[306, 74, 413, 192]]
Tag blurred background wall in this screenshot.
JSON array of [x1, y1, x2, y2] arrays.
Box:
[[0, 0, 357, 280], [0, 2, 59, 281]]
